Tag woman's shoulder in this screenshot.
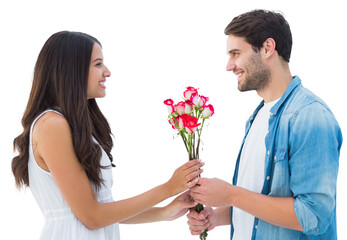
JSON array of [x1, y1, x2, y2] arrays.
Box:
[[33, 110, 71, 141], [32, 110, 74, 171]]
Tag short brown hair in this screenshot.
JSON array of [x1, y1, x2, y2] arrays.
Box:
[[225, 9, 292, 62]]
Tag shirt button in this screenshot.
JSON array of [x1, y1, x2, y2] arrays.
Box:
[[267, 150, 270, 155], [274, 156, 277, 161], [255, 225, 258, 229], [266, 176, 270, 180]]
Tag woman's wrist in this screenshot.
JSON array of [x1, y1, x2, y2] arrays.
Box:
[[157, 206, 170, 221], [161, 181, 174, 199]]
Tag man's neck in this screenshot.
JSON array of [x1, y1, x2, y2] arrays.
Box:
[[257, 64, 292, 103]]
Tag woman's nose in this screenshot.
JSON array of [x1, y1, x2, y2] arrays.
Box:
[[105, 67, 111, 77]]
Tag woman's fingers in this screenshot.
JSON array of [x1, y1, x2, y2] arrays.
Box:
[[179, 159, 203, 171]]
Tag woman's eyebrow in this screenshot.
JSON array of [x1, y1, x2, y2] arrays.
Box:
[[92, 58, 103, 63]]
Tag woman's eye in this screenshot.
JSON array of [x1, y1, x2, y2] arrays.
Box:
[[95, 62, 102, 67]]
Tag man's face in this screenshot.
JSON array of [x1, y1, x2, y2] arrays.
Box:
[[226, 35, 270, 92]]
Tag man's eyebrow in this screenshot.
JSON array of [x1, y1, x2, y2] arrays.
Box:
[[228, 49, 240, 54], [92, 58, 103, 63]]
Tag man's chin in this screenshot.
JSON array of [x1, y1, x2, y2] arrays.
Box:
[[238, 84, 251, 92]]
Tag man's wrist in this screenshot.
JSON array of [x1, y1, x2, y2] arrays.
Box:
[[227, 184, 239, 207], [215, 206, 231, 226]]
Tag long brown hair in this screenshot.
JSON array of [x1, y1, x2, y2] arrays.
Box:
[[12, 31, 114, 191]]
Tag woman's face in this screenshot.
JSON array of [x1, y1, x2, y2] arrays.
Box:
[[87, 43, 111, 99]]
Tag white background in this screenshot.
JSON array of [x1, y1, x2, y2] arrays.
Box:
[[1, 0, 346, 239]]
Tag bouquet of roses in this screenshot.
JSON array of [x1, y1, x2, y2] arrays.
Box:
[[164, 86, 214, 240]]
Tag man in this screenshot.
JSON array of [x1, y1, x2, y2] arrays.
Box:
[[187, 10, 342, 239]]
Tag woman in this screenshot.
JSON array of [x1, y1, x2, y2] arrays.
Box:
[[12, 31, 203, 240]]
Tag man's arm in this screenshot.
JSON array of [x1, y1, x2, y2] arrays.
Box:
[[190, 178, 303, 231]]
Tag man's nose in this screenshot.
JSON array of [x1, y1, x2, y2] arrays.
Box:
[[226, 60, 236, 71]]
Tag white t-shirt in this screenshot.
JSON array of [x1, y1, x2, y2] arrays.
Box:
[[233, 99, 279, 240]]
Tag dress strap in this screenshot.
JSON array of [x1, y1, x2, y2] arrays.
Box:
[[29, 109, 63, 139], [29, 109, 64, 174]]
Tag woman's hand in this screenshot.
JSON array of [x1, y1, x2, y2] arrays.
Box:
[[165, 159, 204, 197], [163, 190, 197, 221]]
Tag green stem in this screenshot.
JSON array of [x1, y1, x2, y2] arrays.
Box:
[[196, 118, 205, 159], [188, 133, 193, 160], [192, 132, 196, 159], [180, 132, 189, 153], [199, 118, 205, 139], [196, 137, 200, 160], [195, 203, 208, 239]]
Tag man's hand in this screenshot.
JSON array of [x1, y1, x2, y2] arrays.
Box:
[[190, 177, 234, 207], [187, 207, 217, 235]]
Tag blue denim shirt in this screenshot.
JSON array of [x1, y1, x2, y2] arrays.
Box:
[[230, 76, 343, 239]]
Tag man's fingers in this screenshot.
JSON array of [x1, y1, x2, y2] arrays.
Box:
[[188, 222, 209, 235], [190, 189, 204, 203], [189, 227, 205, 235], [187, 207, 213, 236], [188, 208, 207, 220], [187, 219, 209, 228], [188, 209, 201, 219]]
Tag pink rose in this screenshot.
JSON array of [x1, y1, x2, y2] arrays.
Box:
[[199, 95, 209, 107], [183, 86, 198, 100], [191, 93, 209, 108], [191, 93, 200, 106], [164, 99, 175, 114], [164, 99, 174, 105], [175, 101, 193, 115], [202, 104, 214, 118], [175, 101, 186, 115], [184, 100, 193, 114], [182, 115, 201, 133]]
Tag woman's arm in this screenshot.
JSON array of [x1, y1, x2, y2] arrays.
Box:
[[121, 190, 196, 224], [34, 112, 204, 230]]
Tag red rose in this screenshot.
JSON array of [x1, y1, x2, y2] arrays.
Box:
[[182, 115, 201, 133]]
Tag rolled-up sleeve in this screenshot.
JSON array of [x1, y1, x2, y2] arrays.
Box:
[[289, 101, 342, 235]]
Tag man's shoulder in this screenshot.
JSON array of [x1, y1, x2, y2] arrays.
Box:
[[284, 85, 331, 115]]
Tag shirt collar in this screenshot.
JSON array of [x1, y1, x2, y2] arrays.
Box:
[[250, 76, 302, 120], [270, 75, 302, 115]]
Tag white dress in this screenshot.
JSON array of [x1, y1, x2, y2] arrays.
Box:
[[28, 110, 120, 240]]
